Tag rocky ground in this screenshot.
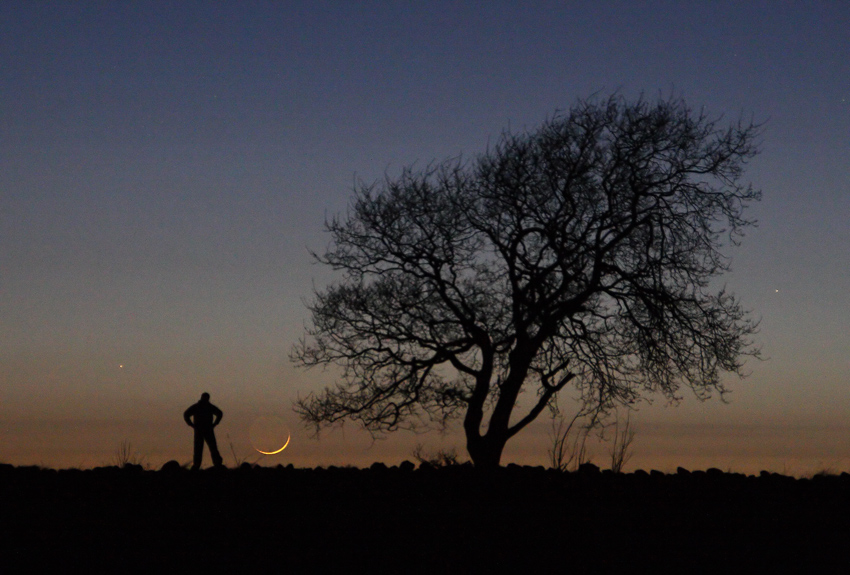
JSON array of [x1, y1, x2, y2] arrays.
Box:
[[2, 461, 849, 572]]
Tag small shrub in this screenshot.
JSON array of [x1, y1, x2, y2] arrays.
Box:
[[412, 444, 464, 468], [548, 412, 592, 472], [609, 413, 636, 474], [112, 440, 146, 468]]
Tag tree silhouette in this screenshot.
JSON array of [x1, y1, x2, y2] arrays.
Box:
[[293, 94, 761, 469]]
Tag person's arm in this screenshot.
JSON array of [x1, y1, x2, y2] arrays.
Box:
[[212, 405, 223, 427], [184, 407, 195, 427]]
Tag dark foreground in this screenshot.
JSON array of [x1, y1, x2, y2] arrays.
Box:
[[3, 462, 850, 573]]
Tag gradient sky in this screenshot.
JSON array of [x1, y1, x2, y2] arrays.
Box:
[[2, 1, 849, 472]]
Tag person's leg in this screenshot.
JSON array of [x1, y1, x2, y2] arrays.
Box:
[[206, 429, 224, 467], [192, 430, 204, 470]]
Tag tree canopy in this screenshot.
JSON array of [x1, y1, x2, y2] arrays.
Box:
[[293, 94, 762, 468]]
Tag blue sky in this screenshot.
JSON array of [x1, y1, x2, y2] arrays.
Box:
[[2, 1, 849, 471]]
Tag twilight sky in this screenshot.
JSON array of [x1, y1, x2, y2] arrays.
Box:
[[2, 1, 849, 472]]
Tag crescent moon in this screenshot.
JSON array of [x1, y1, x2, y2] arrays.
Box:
[[254, 433, 291, 455]]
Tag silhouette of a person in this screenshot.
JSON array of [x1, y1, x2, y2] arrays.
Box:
[[183, 392, 224, 470]]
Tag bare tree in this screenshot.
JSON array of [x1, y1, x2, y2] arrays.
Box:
[[293, 93, 762, 469]]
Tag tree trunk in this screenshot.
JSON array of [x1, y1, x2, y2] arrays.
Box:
[[465, 345, 535, 469], [466, 431, 508, 470]]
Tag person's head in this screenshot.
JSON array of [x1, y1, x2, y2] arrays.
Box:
[[201, 392, 210, 402]]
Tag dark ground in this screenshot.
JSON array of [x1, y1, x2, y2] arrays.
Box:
[[2, 461, 850, 573]]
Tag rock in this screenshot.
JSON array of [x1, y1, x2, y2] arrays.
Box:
[[160, 460, 183, 473], [577, 462, 601, 475]]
